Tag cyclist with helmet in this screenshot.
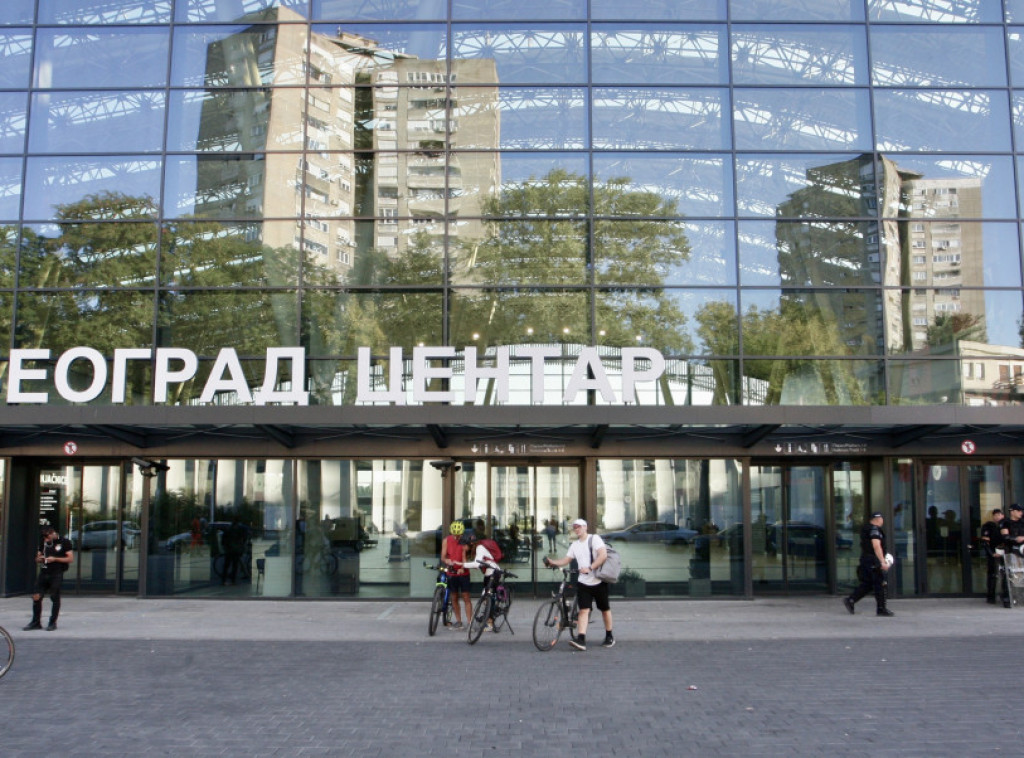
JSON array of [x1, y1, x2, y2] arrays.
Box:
[[456, 529, 503, 630], [440, 521, 472, 629]]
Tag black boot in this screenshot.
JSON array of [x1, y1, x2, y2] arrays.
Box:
[[876, 607, 895, 617], [24, 600, 42, 630]]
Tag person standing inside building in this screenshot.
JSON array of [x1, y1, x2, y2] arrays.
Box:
[[24, 525, 74, 631], [440, 521, 472, 630], [843, 512, 894, 617], [544, 518, 614, 651], [980, 508, 1005, 604]]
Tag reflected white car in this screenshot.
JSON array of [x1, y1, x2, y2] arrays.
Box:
[[70, 521, 140, 550]]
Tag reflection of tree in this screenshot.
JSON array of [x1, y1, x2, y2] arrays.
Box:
[[926, 312, 986, 351], [696, 299, 869, 405], [14, 192, 331, 403], [447, 169, 693, 351]]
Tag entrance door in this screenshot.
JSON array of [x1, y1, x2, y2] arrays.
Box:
[[924, 462, 1005, 594], [750, 464, 830, 592], [43, 463, 139, 594], [452, 461, 581, 590]]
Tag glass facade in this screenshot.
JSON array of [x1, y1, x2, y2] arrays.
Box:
[[4, 2, 1024, 604], [0, 1, 1022, 408]]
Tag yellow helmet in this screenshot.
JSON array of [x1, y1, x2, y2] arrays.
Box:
[[449, 521, 465, 536]]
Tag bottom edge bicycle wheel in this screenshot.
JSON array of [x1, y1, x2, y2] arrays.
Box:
[[0, 626, 14, 678], [532, 599, 563, 651], [428, 586, 445, 636], [467, 596, 489, 644]]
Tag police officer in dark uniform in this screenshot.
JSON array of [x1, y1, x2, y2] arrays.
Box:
[[843, 511, 894, 617], [24, 525, 75, 631], [980, 508, 1005, 604], [999, 504, 1024, 607]]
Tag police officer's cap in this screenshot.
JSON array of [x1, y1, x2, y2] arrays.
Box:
[[870, 511, 884, 520], [1010, 504, 1023, 513]]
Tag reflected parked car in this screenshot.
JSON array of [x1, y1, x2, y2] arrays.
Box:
[[165, 521, 231, 553], [601, 522, 699, 546], [69, 520, 141, 550]]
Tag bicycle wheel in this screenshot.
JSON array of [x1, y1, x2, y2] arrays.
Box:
[[0, 625, 13, 678], [467, 595, 490, 644], [532, 598, 563, 651], [322, 552, 339, 577], [428, 586, 445, 636]]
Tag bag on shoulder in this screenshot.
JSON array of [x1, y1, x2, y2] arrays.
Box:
[[480, 537, 503, 563], [588, 536, 621, 584]]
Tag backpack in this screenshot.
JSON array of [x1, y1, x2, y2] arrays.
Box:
[[588, 536, 621, 584], [480, 538, 503, 563]]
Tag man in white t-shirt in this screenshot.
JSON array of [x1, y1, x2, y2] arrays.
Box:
[[544, 518, 614, 651]]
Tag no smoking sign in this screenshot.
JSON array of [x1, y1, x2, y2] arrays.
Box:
[[961, 440, 976, 455]]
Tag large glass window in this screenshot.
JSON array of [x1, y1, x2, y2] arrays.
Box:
[[596, 459, 744, 597]]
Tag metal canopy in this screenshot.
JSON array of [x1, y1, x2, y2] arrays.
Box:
[[1, 405, 1023, 457]]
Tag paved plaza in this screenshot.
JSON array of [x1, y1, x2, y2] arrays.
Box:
[[0, 595, 1020, 757]]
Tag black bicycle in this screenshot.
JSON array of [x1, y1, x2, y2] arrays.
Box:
[[0, 623, 13, 678], [426, 562, 455, 636], [532, 567, 580, 651], [468, 563, 516, 644]]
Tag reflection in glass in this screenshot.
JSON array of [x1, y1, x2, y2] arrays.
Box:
[[874, 90, 1011, 152], [38, 0, 172, 24], [172, 25, 306, 88], [0, 158, 22, 220], [181, 1, 309, 23], [594, 153, 731, 218], [731, 25, 867, 86], [15, 291, 156, 357], [34, 28, 169, 89], [596, 459, 744, 596], [868, 0, 999, 23], [30, 91, 166, 154], [741, 358, 883, 405], [24, 157, 162, 221], [312, 1, 444, 22], [736, 153, 873, 218], [592, 88, 727, 150], [734, 88, 871, 151], [592, 0, 726, 20], [595, 221, 735, 286], [591, 25, 726, 85], [460, 153, 588, 216], [730, 0, 864, 21], [167, 89, 303, 152], [305, 291, 444, 356], [450, 288, 588, 348], [452, 0, 585, 20], [451, 25, 586, 84], [884, 155, 1016, 220], [871, 27, 1006, 88], [454, 87, 584, 150], [148, 459, 294, 598], [0, 31, 32, 88], [0, 1, 33, 24]]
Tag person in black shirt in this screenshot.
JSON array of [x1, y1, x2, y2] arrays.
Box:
[[980, 508, 1005, 604], [999, 504, 1024, 607], [843, 512, 894, 617], [24, 525, 74, 631]]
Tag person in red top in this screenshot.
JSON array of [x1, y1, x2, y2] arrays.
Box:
[[440, 522, 472, 630]]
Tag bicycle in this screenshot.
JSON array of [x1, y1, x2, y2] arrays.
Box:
[[467, 563, 517, 644], [532, 566, 580, 652], [0, 623, 13, 678], [425, 562, 455, 636]]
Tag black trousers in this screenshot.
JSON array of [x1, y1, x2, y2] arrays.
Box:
[[849, 560, 886, 610], [32, 570, 64, 623]]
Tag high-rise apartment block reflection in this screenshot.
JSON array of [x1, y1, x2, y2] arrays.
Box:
[[194, 7, 499, 276]]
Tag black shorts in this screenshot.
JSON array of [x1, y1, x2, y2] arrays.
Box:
[[35, 570, 64, 597], [447, 573, 471, 593], [576, 581, 610, 612]]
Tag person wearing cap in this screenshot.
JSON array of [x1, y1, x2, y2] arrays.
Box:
[[24, 525, 74, 631], [843, 512, 893, 617], [543, 518, 614, 650], [980, 508, 1006, 604]]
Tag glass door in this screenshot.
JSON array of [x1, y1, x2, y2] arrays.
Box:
[[751, 464, 830, 593], [924, 462, 1004, 594], [453, 461, 581, 593], [47, 463, 137, 594]]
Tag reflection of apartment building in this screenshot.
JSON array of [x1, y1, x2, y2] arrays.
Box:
[[195, 8, 499, 275], [900, 176, 985, 351]]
